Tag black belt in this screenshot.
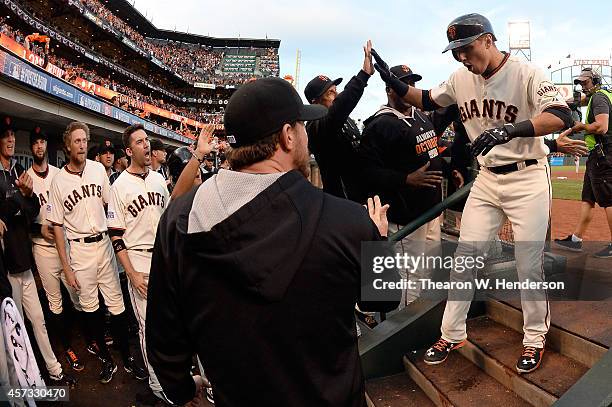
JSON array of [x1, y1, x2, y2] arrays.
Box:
[[486, 159, 538, 175], [70, 232, 107, 243], [130, 248, 154, 253]]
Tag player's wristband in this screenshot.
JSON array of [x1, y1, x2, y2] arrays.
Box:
[[387, 76, 409, 98], [112, 238, 127, 253], [191, 150, 205, 164], [504, 120, 535, 138]]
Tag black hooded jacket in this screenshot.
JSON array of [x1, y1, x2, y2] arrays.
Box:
[[0, 160, 40, 274], [306, 70, 370, 202], [146, 170, 398, 407]]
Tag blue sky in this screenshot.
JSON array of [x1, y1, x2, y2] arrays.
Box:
[[135, 0, 612, 121]]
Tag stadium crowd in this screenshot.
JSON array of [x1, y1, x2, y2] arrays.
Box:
[[1, 17, 224, 135]]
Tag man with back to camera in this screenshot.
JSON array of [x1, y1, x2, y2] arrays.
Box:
[[371, 13, 574, 373], [305, 40, 374, 202], [47, 121, 147, 384], [554, 68, 612, 258], [146, 77, 399, 406]]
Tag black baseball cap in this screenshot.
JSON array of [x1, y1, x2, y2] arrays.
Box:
[[149, 138, 165, 152], [114, 148, 126, 161], [98, 138, 116, 155], [29, 126, 48, 145], [224, 77, 327, 147], [390, 65, 422, 83], [304, 75, 343, 103], [0, 116, 14, 138]]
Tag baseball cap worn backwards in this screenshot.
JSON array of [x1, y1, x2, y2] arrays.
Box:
[[224, 77, 327, 147], [304, 75, 343, 103]]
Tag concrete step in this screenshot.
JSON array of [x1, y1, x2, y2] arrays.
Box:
[[485, 300, 608, 368], [498, 299, 612, 348], [404, 351, 532, 407], [365, 373, 435, 407], [460, 316, 590, 407]]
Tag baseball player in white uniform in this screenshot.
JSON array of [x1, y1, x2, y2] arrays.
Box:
[[372, 13, 574, 373], [107, 124, 169, 399], [47, 121, 147, 384], [27, 126, 85, 372]]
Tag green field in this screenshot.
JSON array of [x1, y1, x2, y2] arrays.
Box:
[[549, 165, 585, 200]]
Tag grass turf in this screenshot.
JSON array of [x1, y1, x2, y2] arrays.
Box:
[[551, 179, 583, 200]]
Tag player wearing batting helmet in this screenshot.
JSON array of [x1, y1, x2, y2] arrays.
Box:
[[372, 13, 574, 374]]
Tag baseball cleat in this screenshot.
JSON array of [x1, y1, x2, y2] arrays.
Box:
[[49, 371, 78, 388], [65, 348, 84, 371], [423, 338, 466, 365], [553, 235, 583, 252], [593, 243, 612, 258], [124, 356, 149, 380], [99, 358, 118, 384], [86, 341, 102, 359], [516, 346, 544, 373]]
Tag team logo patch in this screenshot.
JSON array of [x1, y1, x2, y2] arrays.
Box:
[[447, 25, 457, 40], [536, 81, 560, 97], [402, 65, 410, 73], [318, 75, 330, 82], [107, 211, 115, 219]]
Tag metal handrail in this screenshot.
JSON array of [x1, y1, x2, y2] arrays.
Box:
[[388, 181, 474, 242]]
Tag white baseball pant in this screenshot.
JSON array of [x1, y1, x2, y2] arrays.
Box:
[[32, 243, 81, 314], [441, 162, 551, 348], [69, 235, 125, 315], [391, 216, 441, 309], [7, 270, 62, 377], [126, 250, 162, 393]]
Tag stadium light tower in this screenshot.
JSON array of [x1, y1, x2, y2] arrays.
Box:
[[508, 21, 531, 61], [295, 49, 301, 92]]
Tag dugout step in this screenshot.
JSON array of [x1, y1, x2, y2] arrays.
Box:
[[365, 373, 435, 407], [485, 300, 609, 368], [403, 351, 531, 407], [461, 316, 589, 406]]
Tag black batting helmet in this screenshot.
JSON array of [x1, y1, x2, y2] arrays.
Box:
[[443, 13, 496, 53], [167, 146, 192, 183]]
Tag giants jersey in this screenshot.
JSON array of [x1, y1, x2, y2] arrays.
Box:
[[107, 170, 169, 250], [27, 164, 60, 246], [430, 54, 568, 167], [47, 159, 111, 240]]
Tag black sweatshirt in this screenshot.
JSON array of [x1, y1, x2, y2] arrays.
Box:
[[360, 106, 445, 225], [146, 170, 399, 407], [0, 160, 40, 274], [306, 70, 370, 202]]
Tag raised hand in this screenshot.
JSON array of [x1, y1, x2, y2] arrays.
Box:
[[363, 40, 374, 75], [367, 195, 390, 238]]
